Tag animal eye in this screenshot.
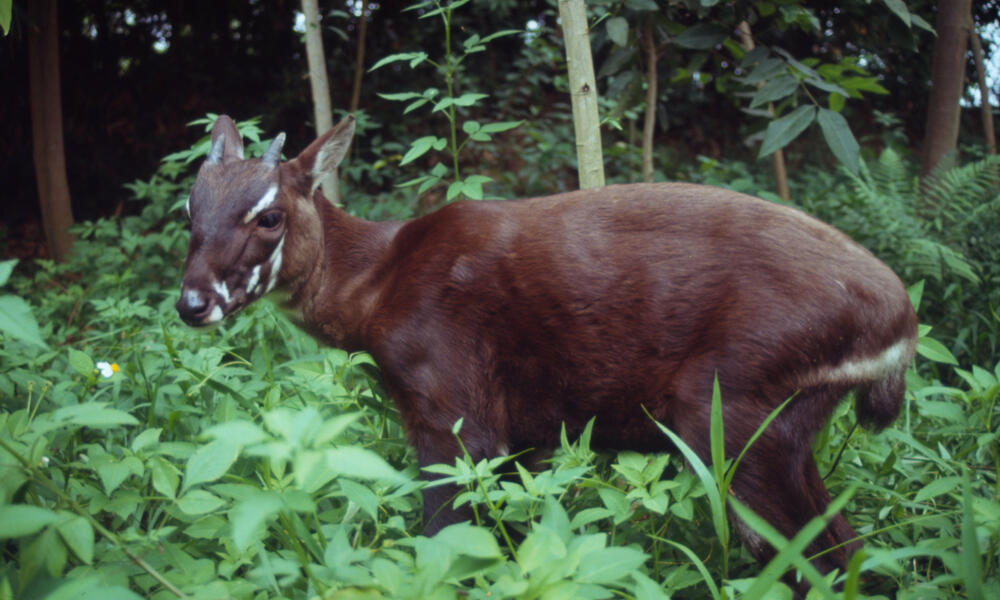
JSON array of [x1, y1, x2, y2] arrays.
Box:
[[257, 212, 282, 229]]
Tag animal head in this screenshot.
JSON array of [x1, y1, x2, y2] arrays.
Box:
[[175, 114, 354, 326]]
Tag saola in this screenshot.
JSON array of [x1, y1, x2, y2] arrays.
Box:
[[177, 114, 917, 581]]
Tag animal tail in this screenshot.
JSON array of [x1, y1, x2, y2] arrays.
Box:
[[854, 359, 909, 432]]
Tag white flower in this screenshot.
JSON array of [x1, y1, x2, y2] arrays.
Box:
[[96, 361, 119, 378]]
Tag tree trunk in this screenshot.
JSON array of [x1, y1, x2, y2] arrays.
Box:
[[301, 0, 339, 203], [28, 0, 74, 262], [641, 22, 657, 183], [969, 23, 996, 155], [558, 0, 604, 189], [921, 0, 971, 177], [349, 0, 369, 115], [737, 21, 789, 201]]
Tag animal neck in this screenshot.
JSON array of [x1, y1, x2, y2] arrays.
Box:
[[284, 193, 402, 348]]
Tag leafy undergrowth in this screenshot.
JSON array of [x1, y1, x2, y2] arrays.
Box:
[[0, 140, 998, 599]]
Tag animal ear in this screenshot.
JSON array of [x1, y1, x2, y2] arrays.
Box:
[[290, 115, 355, 189], [206, 115, 245, 164]]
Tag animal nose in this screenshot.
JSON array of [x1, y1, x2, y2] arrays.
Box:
[[176, 288, 212, 324]]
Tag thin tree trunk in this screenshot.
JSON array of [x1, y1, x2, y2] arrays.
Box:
[[558, 0, 604, 189], [921, 0, 972, 177], [301, 0, 339, 203], [349, 0, 369, 114], [970, 22, 996, 155], [28, 0, 74, 261], [737, 21, 789, 201], [641, 22, 657, 183]]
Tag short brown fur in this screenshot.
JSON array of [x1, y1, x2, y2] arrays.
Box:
[[177, 116, 918, 585]]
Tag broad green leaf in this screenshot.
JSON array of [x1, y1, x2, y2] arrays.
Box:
[[743, 57, 786, 85], [480, 120, 523, 134], [183, 438, 241, 491], [914, 476, 962, 503], [377, 91, 424, 102], [231, 491, 284, 551], [817, 108, 860, 174], [93, 455, 144, 495], [56, 516, 94, 564], [326, 446, 408, 483], [758, 105, 816, 158], [916, 336, 958, 365], [446, 181, 464, 202], [433, 523, 503, 558], [0, 505, 60, 538], [749, 75, 798, 108], [400, 136, 442, 166], [43, 403, 139, 432], [44, 576, 144, 600], [673, 24, 728, 50], [0, 295, 48, 348], [205, 420, 266, 446], [131, 428, 162, 453], [0, 259, 15, 286], [369, 51, 427, 71], [882, 0, 911, 27], [607, 17, 629, 47], [150, 456, 180, 500], [177, 489, 226, 515], [0, 0, 11, 35], [576, 546, 648, 584], [68, 348, 95, 376]]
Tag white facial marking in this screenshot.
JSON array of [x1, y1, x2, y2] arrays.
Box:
[[265, 236, 285, 293], [184, 289, 203, 307], [212, 280, 231, 306], [206, 305, 224, 323], [243, 185, 279, 224], [246, 264, 262, 296]]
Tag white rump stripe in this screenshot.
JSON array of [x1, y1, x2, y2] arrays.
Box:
[[243, 185, 279, 224], [813, 338, 911, 385]]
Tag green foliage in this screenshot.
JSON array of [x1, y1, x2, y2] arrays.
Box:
[[3, 118, 999, 598], [371, 0, 522, 206]]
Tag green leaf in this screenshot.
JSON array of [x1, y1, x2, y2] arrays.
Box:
[[914, 476, 962, 503], [56, 516, 94, 564], [326, 446, 408, 483], [231, 490, 283, 551], [607, 17, 629, 47], [882, 0, 911, 27], [131, 428, 162, 453], [150, 456, 180, 500], [916, 336, 959, 365], [377, 91, 424, 102], [183, 438, 241, 491], [743, 58, 786, 85], [674, 24, 728, 50], [758, 105, 816, 158], [433, 523, 503, 558], [44, 403, 139, 431], [577, 546, 648, 584], [177, 489, 226, 515], [0, 259, 15, 286], [68, 348, 96, 376], [400, 136, 443, 166], [0, 295, 48, 348], [369, 52, 428, 71], [44, 576, 144, 600], [0, 505, 60, 538], [749, 74, 798, 109], [480, 120, 523, 134], [446, 181, 464, 202], [817, 108, 860, 174]]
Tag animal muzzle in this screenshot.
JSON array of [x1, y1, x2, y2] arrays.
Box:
[[175, 286, 226, 327]]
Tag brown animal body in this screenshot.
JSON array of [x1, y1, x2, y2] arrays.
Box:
[[177, 115, 917, 580]]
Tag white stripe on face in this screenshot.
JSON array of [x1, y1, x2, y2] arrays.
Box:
[[266, 236, 285, 293], [243, 185, 279, 224], [206, 305, 224, 323], [212, 280, 231, 306], [246, 264, 262, 296]]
